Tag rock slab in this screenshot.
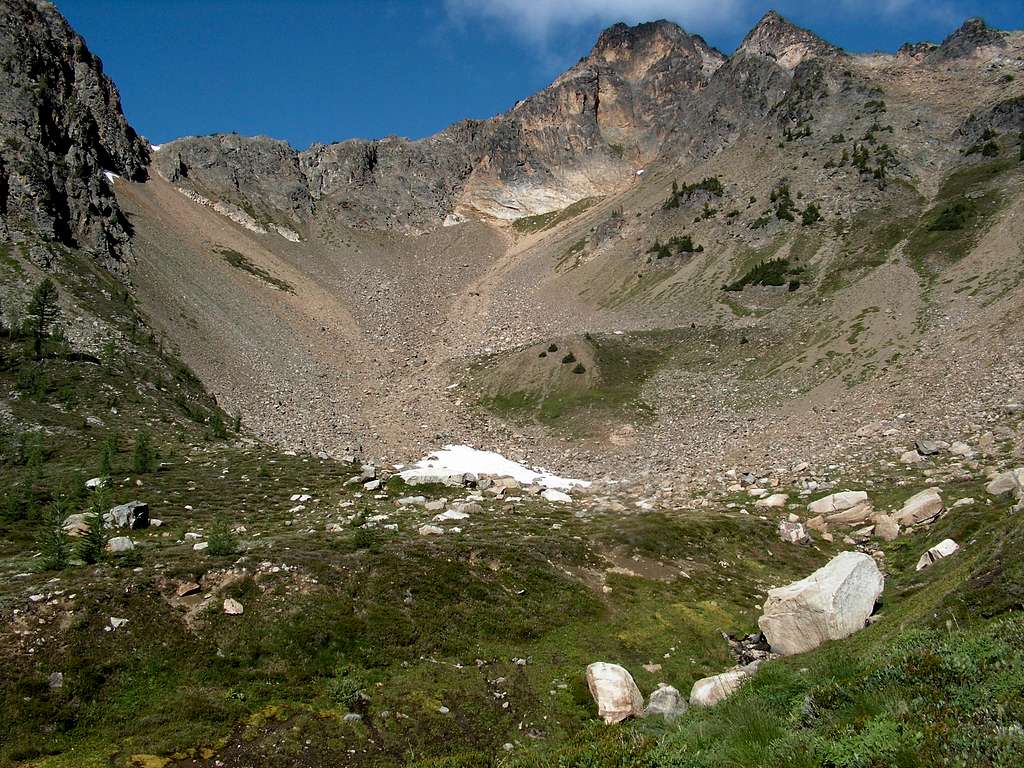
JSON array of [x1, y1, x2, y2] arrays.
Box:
[[758, 551, 884, 656]]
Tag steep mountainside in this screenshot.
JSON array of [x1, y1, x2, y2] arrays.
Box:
[[113, 12, 1024, 471], [0, 0, 148, 269]]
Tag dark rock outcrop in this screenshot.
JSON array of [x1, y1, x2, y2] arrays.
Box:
[[0, 0, 149, 267]]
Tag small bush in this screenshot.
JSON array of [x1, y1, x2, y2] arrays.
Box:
[[131, 432, 157, 474], [801, 203, 823, 226], [78, 490, 109, 565], [572, 363, 586, 374], [207, 515, 239, 556], [928, 202, 972, 232], [38, 501, 71, 570], [209, 409, 227, 439], [561, 353, 576, 364]]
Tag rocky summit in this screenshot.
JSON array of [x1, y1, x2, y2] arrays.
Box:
[[1, 2, 1024, 767]]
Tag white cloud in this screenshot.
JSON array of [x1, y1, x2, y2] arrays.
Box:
[[445, 0, 743, 44]]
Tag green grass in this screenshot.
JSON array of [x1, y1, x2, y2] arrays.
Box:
[[905, 159, 1014, 276], [477, 332, 676, 431], [216, 247, 295, 293], [511, 197, 603, 235]]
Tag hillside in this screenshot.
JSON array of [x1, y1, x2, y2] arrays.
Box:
[[1, 2, 1024, 767]]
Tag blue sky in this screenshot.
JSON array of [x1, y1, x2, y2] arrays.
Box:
[[58, 0, 1023, 150]]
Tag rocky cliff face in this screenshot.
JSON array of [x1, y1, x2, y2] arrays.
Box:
[[154, 19, 726, 233], [0, 0, 149, 267]]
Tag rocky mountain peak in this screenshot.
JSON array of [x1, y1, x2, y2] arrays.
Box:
[[736, 10, 838, 70], [931, 17, 1006, 60], [587, 19, 724, 80]]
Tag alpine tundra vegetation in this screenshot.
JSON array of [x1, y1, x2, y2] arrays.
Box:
[[1, 1, 1024, 766]]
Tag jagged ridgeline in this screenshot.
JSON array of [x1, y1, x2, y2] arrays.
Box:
[[2, 1, 1024, 767]]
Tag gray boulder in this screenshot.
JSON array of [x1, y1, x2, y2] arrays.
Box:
[[104, 501, 149, 530], [645, 684, 687, 719], [689, 669, 750, 707]]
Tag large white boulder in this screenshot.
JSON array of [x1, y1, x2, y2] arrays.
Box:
[[585, 662, 644, 724], [758, 551, 884, 656], [893, 488, 944, 527], [689, 670, 749, 707], [915, 539, 959, 571]]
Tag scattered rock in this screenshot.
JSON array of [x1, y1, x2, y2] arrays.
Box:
[[758, 551, 884, 656], [104, 500, 150, 530], [986, 468, 1024, 497], [894, 488, 944, 527], [418, 524, 444, 536], [62, 512, 96, 537], [900, 450, 924, 465], [778, 520, 810, 544], [915, 440, 945, 456], [807, 491, 868, 517], [585, 662, 644, 724], [755, 493, 789, 508], [872, 514, 900, 542], [434, 509, 469, 522], [223, 598, 244, 615], [690, 670, 749, 707], [176, 582, 201, 597], [48, 671, 64, 689], [541, 489, 572, 503], [916, 539, 959, 571], [105, 536, 134, 553], [645, 684, 687, 720]]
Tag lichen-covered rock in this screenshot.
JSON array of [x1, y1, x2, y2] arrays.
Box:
[[645, 684, 687, 719]]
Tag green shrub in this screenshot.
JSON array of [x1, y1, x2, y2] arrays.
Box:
[[207, 515, 239, 556], [78, 490, 109, 565], [131, 432, 157, 474], [928, 201, 972, 232], [801, 203, 822, 226], [663, 176, 724, 209], [209, 409, 227, 439], [572, 363, 586, 374], [37, 500, 71, 570], [561, 353, 576, 364], [725, 258, 801, 291]]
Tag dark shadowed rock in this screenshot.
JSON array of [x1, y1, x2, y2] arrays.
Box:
[[0, 0, 149, 267]]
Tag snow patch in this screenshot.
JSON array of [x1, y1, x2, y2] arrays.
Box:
[[401, 444, 589, 491], [150, 144, 162, 152], [103, 171, 120, 182]]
